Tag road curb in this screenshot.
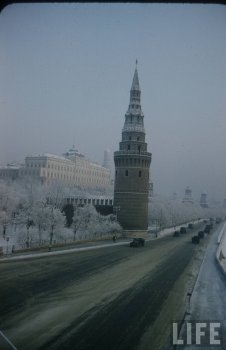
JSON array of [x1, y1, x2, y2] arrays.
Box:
[[0, 241, 130, 262]]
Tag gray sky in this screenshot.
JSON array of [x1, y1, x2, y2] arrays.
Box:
[[0, 3, 226, 201]]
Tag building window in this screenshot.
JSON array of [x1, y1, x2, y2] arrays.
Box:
[[129, 136, 131, 140], [127, 145, 130, 150], [138, 145, 141, 153], [115, 171, 117, 177], [137, 137, 140, 141], [139, 171, 142, 177], [125, 170, 128, 176]]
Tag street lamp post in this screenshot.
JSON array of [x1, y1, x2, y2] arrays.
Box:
[[6, 237, 9, 256]]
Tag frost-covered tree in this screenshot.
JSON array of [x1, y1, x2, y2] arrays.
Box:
[[72, 204, 122, 240], [0, 181, 19, 238], [149, 195, 204, 229], [47, 207, 66, 251], [32, 204, 51, 245], [45, 180, 67, 209]]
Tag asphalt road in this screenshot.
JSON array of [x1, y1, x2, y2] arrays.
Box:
[[0, 223, 209, 350]]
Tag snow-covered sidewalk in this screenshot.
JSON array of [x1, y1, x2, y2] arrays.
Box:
[[216, 222, 226, 276]]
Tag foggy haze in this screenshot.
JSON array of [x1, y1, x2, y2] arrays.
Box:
[[0, 3, 226, 201]]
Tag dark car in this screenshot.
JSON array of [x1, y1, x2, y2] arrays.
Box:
[[180, 227, 187, 234], [130, 238, 145, 247], [198, 231, 204, 239], [204, 225, 210, 234], [174, 231, 180, 237], [188, 223, 193, 229], [192, 235, 200, 244]]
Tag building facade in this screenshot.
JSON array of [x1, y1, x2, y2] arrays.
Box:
[[114, 64, 152, 231], [0, 146, 111, 190], [0, 163, 20, 181], [182, 186, 193, 204], [200, 192, 208, 208]]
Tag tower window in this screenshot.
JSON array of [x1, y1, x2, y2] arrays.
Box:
[[139, 171, 142, 177], [125, 170, 128, 176], [127, 145, 130, 150], [129, 136, 131, 140], [138, 145, 141, 153], [137, 137, 140, 141]]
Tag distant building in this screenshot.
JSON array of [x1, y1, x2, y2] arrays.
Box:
[[103, 148, 111, 170], [200, 192, 208, 208], [114, 63, 152, 232], [182, 186, 193, 204], [0, 163, 20, 181], [223, 199, 226, 208], [172, 192, 177, 200], [1, 146, 111, 190], [149, 182, 154, 197]]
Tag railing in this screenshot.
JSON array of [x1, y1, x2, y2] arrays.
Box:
[[122, 125, 145, 133], [114, 150, 152, 157]]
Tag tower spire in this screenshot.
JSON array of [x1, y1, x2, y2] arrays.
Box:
[[131, 63, 140, 91]]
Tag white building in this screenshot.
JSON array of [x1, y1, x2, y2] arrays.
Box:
[[0, 163, 20, 180], [1, 146, 111, 190]]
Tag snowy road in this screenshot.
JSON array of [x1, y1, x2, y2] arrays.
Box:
[[179, 223, 226, 350], [0, 221, 209, 350]]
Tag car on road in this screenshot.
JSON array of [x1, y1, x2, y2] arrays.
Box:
[[204, 225, 211, 234], [192, 235, 200, 244], [130, 238, 145, 247], [198, 231, 204, 239]]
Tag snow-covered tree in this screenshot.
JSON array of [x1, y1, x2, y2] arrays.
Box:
[[149, 195, 204, 229], [0, 181, 19, 238], [72, 204, 122, 240], [47, 207, 66, 250]]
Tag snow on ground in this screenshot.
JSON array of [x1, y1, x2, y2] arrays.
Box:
[[218, 223, 226, 274]]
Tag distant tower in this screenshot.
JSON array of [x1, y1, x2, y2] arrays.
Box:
[[173, 192, 177, 200], [114, 62, 152, 232], [200, 192, 208, 208], [182, 186, 193, 204], [149, 182, 154, 197], [103, 148, 111, 170]]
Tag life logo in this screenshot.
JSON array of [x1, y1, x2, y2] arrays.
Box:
[[172, 320, 223, 346]]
